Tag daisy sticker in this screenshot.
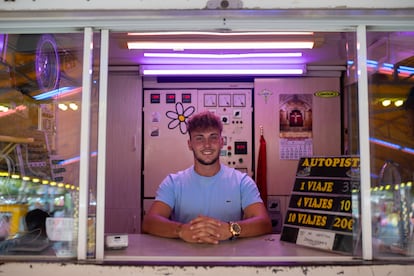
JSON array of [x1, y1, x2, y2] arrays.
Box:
[[166, 102, 195, 134]]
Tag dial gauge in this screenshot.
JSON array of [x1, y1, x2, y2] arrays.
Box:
[[233, 94, 246, 107], [218, 94, 231, 107], [204, 94, 217, 107]]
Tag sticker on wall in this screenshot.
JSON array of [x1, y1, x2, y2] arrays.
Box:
[[314, 90, 340, 98], [150, 126, 159, 137], [279, 94, 313, 160], [166, 102, 195, 134], [151, 111, 161, 123], [259, 89, 273, 104]]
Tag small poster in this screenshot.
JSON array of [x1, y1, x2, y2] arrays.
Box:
[[279, 94, 313, 160], [280, 138, 312, 160]]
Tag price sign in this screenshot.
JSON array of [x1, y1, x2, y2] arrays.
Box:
[[280, 156, 360, 254]]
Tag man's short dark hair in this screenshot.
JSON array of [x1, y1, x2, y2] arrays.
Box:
[[186, 111, 223, 136]]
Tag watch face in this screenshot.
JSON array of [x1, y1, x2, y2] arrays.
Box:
[[231, 222, 241, 235]]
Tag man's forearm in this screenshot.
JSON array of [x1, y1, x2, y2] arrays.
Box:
[[142, 214, 183, 238], [237, 216, 272, 238]]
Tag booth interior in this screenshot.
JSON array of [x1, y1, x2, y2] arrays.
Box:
[[0, 29, 413, 263]]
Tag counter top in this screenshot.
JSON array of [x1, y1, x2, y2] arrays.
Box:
[[104, 234, 357, 264], [2, 234, 412, 265]]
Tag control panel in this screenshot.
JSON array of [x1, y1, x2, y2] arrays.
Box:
[[198, 89, 252, 174], [143, 88, 253, 199]]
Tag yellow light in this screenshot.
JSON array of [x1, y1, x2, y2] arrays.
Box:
[[394, 99, 404, 107], [69, 103, 78, 110], [22, 176, 30, 181], [58, 103, 68, 111], [11, 174, 20, 179], [32, 178, 40, 183], [42, 180, 49, 185], [50, 181, 57, 186], [381, 99, 391, 107]]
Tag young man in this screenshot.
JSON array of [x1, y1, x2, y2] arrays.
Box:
[[142, 111, 272, 244]]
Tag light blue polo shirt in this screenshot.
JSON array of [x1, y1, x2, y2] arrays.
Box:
[[155, 164, 263, 223]]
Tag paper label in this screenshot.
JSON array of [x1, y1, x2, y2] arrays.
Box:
[[296, 228, 335, 250]]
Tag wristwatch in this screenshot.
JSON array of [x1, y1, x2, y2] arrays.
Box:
[[228, 221, 241, 240]]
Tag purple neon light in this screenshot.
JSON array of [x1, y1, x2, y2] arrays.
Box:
[[143, 68, 304, 75], [128, 31, 314, 36], [143, 52, 303, 58], [128, 41, 314, 50]]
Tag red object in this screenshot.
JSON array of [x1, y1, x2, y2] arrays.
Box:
[[256, 134, 268, 207]]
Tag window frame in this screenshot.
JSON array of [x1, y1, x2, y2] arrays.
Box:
[[0, 8, 413, 264]]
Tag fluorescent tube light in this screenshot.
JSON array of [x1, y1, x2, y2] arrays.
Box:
[[128, 41, 314, 50], [59, 151, 98, 166], [33, 86, 82, 100], [370, 137, 414, 155], [143, 52, 302, 58], [0, 105, 26, 118], [128, 31, 314, 36], [143, 69, 303, 75], [141, 64, 305, 76]]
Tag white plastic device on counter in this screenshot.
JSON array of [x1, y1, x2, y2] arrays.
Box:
[[105, 234, 128, 249]]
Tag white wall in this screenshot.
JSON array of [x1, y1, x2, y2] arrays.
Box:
[[254, 78, 341, 215], [105, 72, 142, 234], [2, 262, 414, 276]]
